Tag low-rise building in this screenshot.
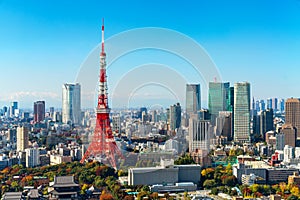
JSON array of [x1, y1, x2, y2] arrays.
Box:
[[49, 176, 79, 200], [128, 159, 201, 186]]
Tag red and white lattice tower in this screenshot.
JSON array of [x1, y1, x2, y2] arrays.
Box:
[[81, 19, 123, 168]]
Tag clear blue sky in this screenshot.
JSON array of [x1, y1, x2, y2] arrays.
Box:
[[0, 0, 300, 108]]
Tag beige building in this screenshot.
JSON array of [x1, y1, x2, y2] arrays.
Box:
[[17, 126, 29, 152], [285, 98, 300, 138], [279, 124, 296, 147]]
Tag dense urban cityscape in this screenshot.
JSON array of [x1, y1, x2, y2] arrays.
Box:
[[1, 1, 300, 200], [1, 36, 300, 199]]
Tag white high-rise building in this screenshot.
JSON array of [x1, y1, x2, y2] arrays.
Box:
[[62, 83, 81, 124], [17, 126, 28, 152], [234, 82, 251, 143], [189, 119, 212, 152], [283, 145, 295, 163], [25, 146, 40, 167]]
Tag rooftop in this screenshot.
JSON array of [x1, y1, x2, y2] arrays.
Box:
[[53, 176, 78, 187]]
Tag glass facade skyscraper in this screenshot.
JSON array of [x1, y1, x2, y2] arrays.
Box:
[[208, 82, 230, 125], [186, 84, 201, 114], [233, 82, 250, 143], [62, 83, 81, 125]]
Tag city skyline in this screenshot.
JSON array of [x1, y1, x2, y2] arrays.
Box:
[[1, 0, 300, 108]]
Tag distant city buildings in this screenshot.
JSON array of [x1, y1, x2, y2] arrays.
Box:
[[62, 83, 81, 125], [233, 82, 251, 143], [9, 101, 18, 117]]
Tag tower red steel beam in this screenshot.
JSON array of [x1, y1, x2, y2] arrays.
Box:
[[81, 19, 123, 169]]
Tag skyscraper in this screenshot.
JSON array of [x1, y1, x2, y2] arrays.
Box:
[[227, 87, 234, 111], [208, 82, 230, 125], [233, 82, 251, 143], [258, 109, 274, 140], [259, 100, 265, 111], [17, 126, 29, 152], [34, 101, 45, 123], [62, 83, 81, 124], [186, 84, 201, 115], [272, 98, 278, 111], [280, 99, 285, 113], [285, 98, 300, 138], [267, 98, 272, 110], [169, 103, 181, 131], [9, 101, 18, 117]]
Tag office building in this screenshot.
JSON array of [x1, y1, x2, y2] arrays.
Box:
[[267, 98, 272, 110], [189, 119, 211, 152], [17, 126, 29, 152], [279, 124, 296, 147], [25, 147, 40, 167], [208, 82, 230, 125], [259, 100, 265, 111], [186, 84, 201, 115], [169, 103, 181, 131], [9, 101, 18, 117], [272, 98, 278, 111], [62, 83, 81, 124], [228, 86, 234, 112], [279, 99, 285, 113], [258, 109, 274, 140], [128, 160, 201, 186], [34, 101, 45, 123], [283, 145, 295, 163], [285, 98, 300, 138], [216, 111, 232, 141], [233, 82, 251, 143]]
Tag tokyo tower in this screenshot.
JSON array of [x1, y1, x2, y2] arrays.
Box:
[[81, 19, 123, 168]]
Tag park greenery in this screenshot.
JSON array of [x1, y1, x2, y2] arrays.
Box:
[[201, 164, 300, 199], [0, 161, 135, 199]]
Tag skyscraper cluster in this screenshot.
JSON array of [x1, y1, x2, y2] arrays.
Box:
[[187, 81, 251, 152]]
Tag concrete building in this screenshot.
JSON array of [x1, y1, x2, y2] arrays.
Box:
[[285, 98, 300, 138], [25, 147, 40, 167], [189, 119, 211, 153], [234, 82, 250, 143], [279, 124, 296, 147], [9, 101, 18, 117], [128, 160, 201, 186], [186, 84, 201, 115], [283, 145, 295, 163], [216, 111, 232, 140], [169, 103, 181, 131], [34, 101, 45, 123], [258, 109, 274, 140], [62, 83, 81, 125], [17, 126, 29, 152], [276, 133, 285, 150]]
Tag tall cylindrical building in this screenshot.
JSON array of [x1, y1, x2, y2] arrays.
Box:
[[62, 83, 81, 125]]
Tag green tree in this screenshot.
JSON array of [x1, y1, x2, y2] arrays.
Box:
[[211, 187, 218, 195], [174, 154, 195, 165], [203, 179, 216, 189]]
